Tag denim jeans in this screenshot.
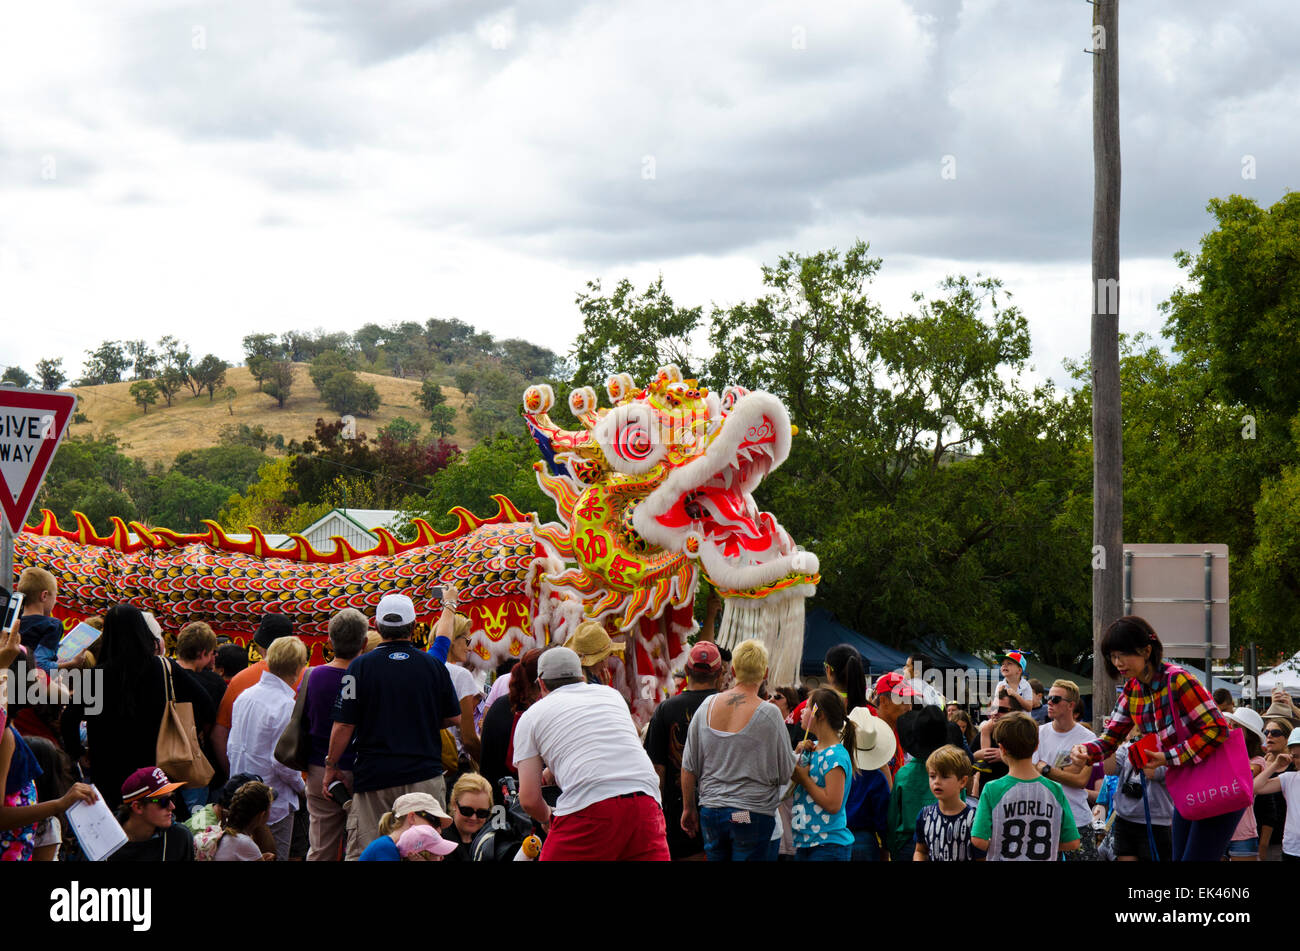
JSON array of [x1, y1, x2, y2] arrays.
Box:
[[851, 829, 882, 861], [1171, 808, 1246, 862], [699, 807, 776, 861], [795, 843, 853, 861]]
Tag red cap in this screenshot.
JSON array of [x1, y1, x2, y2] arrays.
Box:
[[686, 641, 723, 675], [121, 766, 186, 804], [873, 672, 921, 700]]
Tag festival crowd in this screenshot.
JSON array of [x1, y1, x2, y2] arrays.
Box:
[[3, 563, 1300, 863]]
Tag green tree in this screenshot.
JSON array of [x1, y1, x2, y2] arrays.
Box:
[[320, 370, 380, 416], [243, 333, 282, 389], [146, 470, 233, 532], [309, 350, 357, 394], [222, 385, 238, 415], [262, 360, 295, 408], [172, 445, 267, 496], [427, 404, 456, 438], [81, 340, 129, 385], [378, 416, 422, 443], [219, 456, 330, 533], [1163, 193, 1300, 445], [1, 366, 32, 388], [191, 354, 228, 401], [153, 366, 187, 408], [35, 358, 65, 391], [125, 340, 157, 381], [34, 435, 148, 533], [129, 379, 159, 414], [568, 275, 702, 389], [417, 379, 446, 417]]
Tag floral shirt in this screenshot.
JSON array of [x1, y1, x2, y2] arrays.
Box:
[[791, 744, 853, 849], [0, 781, 38, 862]]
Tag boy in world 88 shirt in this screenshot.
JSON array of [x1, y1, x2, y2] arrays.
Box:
[[972, 712, 1080, 861]]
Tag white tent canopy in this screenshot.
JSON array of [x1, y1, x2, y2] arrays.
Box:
[[1257, 651, 1300, 692]]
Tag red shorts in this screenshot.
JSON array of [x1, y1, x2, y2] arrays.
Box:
[[540, 793, 670, 862]]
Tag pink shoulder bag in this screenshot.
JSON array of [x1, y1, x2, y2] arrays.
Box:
[[1161, 666, 1252, 821]]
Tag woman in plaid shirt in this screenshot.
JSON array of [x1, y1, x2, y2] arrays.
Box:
[[1070, 616, 1243, 861]]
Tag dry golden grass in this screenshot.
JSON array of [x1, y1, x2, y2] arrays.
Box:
[[67, 365, 474, 467]]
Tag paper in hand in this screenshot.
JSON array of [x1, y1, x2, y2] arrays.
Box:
[[66, 786, 128, 861]]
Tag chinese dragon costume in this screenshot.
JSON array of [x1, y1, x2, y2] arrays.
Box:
[[14, 366, 819, 715]]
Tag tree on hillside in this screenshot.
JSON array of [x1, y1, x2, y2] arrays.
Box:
[[35, 358, 66, 391], [262, 360, 294, 408], [308, 350, 357, 395], [427, 404, 456, 438], [153, 366, 187, 408], [222, 385, 238, 415], [2, 367, 32, 388], [417, 379, 446, 416], [497, 338, 557, 380], [157, 335, 199, 396], [243, 333, 283, 390], [282, 329, 354, 363], [378, 417, 422, 443], [81, 340, 130, 385], [192, 354, 228, 401], [129, 380, 159, 414], [125, 340, 158, 381], [321, 370, 380, 416]]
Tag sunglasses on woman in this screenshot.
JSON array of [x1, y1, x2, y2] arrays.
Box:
[[457, 804, 492, 820], [1264, 729, 1289, 739]]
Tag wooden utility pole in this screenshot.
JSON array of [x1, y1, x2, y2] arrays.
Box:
[[1090, 0, 1122, 729]]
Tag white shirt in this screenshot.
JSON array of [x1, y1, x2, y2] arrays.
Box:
[[228, 671, 305, 825], [1034, 720, 1097, 828], [447, 664, 484, 751], [512, 682, 660, 817], [1280, 772, 1300, 857], [992, 678, 1034, 713]]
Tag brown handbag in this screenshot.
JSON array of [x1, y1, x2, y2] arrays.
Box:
[[274, 665, 312, 772], [156, 657, 215, 788]]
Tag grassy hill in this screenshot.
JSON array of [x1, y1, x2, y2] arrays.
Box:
[[68, 365, 474, 468]]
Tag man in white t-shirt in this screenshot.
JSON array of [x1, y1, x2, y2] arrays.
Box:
[[513, 647, 669, 861], [1033, 678, 1098, 861]]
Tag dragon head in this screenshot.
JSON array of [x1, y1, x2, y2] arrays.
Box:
[[522, 367, 818, 641]]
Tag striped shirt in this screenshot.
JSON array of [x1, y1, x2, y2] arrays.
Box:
[[1082, 663, 1227, 766]]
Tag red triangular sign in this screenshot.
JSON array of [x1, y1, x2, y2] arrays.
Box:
[[0, 388, 77, 534]]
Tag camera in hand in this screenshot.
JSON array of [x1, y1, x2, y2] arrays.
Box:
[[328, 781, 352, 807], [1120, 780, 1143, 798]]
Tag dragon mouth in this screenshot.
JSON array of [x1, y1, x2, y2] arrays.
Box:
[[632, 390, 817, 592], [662, 439, 786, 566]]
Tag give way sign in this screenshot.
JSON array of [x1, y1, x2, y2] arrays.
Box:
[[0, 388, 77, 534]]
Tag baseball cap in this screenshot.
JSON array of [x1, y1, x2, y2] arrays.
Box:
[[538, 646, 583, 683], [396, 825, 458, 858], [254, 614, 293, 650], [873, 671, 920, 701], [391, 792, 451, 825], [999, 650, 1027, 672], [121, 766, 186, 803], [686, 641, 722, 675], [376, 593, 416, 627]]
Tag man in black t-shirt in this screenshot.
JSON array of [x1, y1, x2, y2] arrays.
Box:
[[326, 592, 460, 860], [109, 767, 195, 862], [644, 641, 722, 860]]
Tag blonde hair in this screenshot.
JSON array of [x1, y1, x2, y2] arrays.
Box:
[[265, 635, 308, 679], [731, 639, 768, 685], [925, 744, 973, 780], [452, 613, 472, 640], [16, 566, 57, 599], [1051, 679, 1081, 707], [364, 631, 382, 653], [451, 772, 492, 808]]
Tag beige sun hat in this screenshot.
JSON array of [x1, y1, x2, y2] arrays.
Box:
[[847, 706, 898, 773], [565, 621, 625, 666]]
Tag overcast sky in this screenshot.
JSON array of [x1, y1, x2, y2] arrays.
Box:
[[2, 0, 1297, 393]]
